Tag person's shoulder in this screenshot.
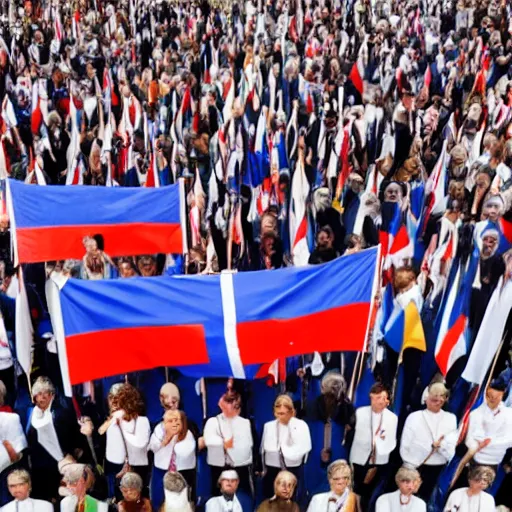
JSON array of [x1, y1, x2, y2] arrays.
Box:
[[33, 499, 54, 511], [412, 495, 426, 511], [481, 491, 495, 506], [0, 500, 14, 511]]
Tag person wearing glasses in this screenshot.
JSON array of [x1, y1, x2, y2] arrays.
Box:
[[444, 466, 496, 512], [306, 460, 359, 512]]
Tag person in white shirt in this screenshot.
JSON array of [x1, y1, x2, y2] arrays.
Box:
[[162, 471, 193, 512], [465, 375, 512, 468], [98, 382, 151, 502], [206, 470, 244, 512], [60, 463, 108, 512], [401, 383, 458, 502], [0, 410, 27, 498], [148, 409, 196, 509], [307, 460, 359, 512], [261, 394, 312, 500], [350, 382, 398, 511], [444, 465, 496, 512], [376, 467, 426, 512], [0, 469, 52, 511], [203, 389, 254, 497]]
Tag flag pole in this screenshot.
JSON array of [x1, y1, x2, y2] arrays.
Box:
[[449, 336, 506, 489]]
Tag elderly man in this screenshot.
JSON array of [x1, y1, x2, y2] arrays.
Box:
[[26, 376, 83, 503], [60, 464, 108, 512], [0, 469, 52, 511], [205, 470, 244, 512], [400, 382, 458, 502]]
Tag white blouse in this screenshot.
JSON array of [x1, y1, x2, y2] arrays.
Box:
[[148, 425, 196, 471], [261, 418, 312, 468], [106, 416, 151, 465], [444, 488, 495, 512]]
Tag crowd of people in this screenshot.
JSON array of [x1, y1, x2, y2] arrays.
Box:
[[0, 0, 510, 509]]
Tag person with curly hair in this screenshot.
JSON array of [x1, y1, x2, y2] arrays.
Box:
[[99, 383, 150, 502]]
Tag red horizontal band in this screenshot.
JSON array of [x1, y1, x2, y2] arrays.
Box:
[[237, 303, 370, 363], [435, 314, 466, 376], [16, 223, 183, 263], [66, 324, 209, 384]]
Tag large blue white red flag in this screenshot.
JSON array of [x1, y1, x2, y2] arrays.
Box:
[[47, 247, 379, 396], [6, 179, 186, 264]]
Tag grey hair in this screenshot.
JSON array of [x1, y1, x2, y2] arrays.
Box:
[[31, 376, 55, 398], [0, 380, 6, 407], [395, 467, 421, 485], [321, 372, 346, 400], [7, 469, 31, 487], [64, 464, 87, 484], [468, 465, 495, 486], [428, 382, 449, 400], [163, 472, 188, 493], [120, 472, 143, 492]]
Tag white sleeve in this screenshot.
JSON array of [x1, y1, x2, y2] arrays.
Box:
[[281, 420, 312, 461], [204, 418, 223, 447], [375, 412, 397, 457], [399, 416, 416, 466], [375, 495, 391, 512], [148, 424, 164, 453], [444, 489, 458, 511], [260, 423, 267, 456], [174, 430, 196, 458], [8, 415, 27, 454], [465, 411, 484, 452], [123, 417, 151, 449], [0, 443, 12, 474], [205, 498, 217, 512], [438, 414, 458, 462], [226, 420, 252, 465]]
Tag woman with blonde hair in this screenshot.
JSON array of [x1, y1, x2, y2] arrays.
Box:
[[260, 395, 312, 500], [444, 466, 496, 511], [307, 460, 359, 511], [148, 409, 196, 509], [376, 467, 426, 511], [257, 470, 300, 512], [99, 383, 151, 502]]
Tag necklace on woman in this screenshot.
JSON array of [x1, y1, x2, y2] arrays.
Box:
[[400, 494, 412, 506]]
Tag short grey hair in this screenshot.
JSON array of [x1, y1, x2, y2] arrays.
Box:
[[321, 372, 346, 399], [327, 460, 351, 483], [64, 464, 87, 484], [428, 382, 449, 400], [120, 472, 143, 492], [163, 472, 187, 493], [32, 376, 55, 398], [395, 467, 421, 485]]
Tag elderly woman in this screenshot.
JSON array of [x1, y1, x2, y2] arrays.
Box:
[[118, 472, 152, 512], [148, 409, 196, 510], [60, 464, 108, 512], [26, 376, 83, 503], [261, 394, 312, 500], [257, 471, 300, 512], [98, 383, 151, 502], [160, 471, 192, 512], [375, 467, 426, 512], [444, 466, 496, 511], [307, 460, 359, 511]]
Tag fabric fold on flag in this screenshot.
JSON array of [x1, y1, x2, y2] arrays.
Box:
[[48, 247, 379, 396], [7, 178, 184, 264]]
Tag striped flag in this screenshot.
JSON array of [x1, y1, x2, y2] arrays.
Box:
[[289, 156, 310, 266], [47, 247, 379, 396]]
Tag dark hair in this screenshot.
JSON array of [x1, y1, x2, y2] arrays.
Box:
[[318, 226, 334, 239], [221, 390, 242, 410], [369, 382, 390, 398]]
